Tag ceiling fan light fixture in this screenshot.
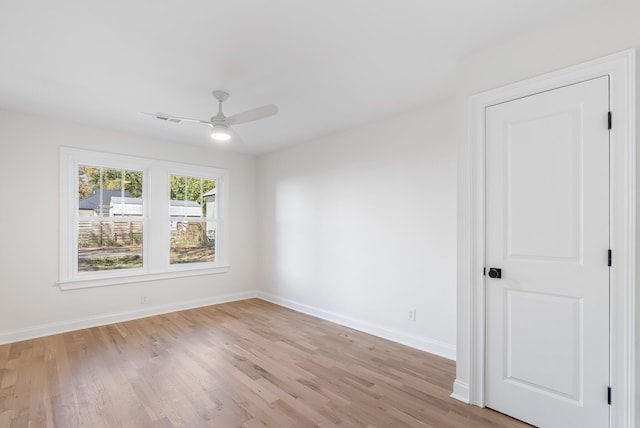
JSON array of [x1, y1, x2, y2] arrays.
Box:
[[144, 90, 278, 145], [210, 125, 231, 142]]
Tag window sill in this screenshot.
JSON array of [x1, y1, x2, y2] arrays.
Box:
[[58, 266, 230, 290]]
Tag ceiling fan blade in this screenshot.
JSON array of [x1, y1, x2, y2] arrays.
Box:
[[226, 104, 278, 126], [142, 112, 210, 125], [227, 127, 242, 142]]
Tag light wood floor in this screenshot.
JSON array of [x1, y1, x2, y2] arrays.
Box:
[[0, 299, 531, 427]]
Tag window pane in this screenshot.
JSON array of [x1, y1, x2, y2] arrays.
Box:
[[169, 175, 187, 217], [202, 179, 216, 218], [78, 166, 143, 218], [124, 170, 143, 198], [170, 221, 215, 264], [78, 221, 143, 271], [169, 175, 185, 200], [187, 177, 200, 200], [78, 165, 101, 217]]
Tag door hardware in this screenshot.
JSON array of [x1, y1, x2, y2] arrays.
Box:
[[488, 268, 502, 279]]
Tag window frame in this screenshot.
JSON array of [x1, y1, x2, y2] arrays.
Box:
[[59, 147, 230, 290], [166, 169, 220, 271], [74, 164, 147, 278]]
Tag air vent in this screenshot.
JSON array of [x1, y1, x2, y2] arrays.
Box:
[[156, 116, 181, 124]]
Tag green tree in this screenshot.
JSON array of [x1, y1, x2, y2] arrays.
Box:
[[170, 176, 215, 203], [78, 165, 143, 198]]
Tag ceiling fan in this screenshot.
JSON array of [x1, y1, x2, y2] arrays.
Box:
[[144, 90, 278, 142]]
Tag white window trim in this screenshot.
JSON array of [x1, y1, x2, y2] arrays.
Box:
[[59, 147, 230, 290], [165, 166, 227, 274], [457, 49, 635, 428]]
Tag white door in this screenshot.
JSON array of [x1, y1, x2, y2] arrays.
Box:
[[485, 76, 610, 428]]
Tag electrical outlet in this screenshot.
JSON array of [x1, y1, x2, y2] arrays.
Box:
[[140, 295, 148, 304], [408, 309, 416, 321]]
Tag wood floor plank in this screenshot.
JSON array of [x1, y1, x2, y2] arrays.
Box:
[[0, 299, 532, 427]]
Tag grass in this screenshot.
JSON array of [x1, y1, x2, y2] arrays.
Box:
[[170, 243, 214, 264], [78, 255, 142, 271]]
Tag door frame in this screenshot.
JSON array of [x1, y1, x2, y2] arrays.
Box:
[[465, 49, 635, 427]]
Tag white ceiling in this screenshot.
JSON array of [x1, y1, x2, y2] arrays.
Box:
[[0, 0, 606, 155]]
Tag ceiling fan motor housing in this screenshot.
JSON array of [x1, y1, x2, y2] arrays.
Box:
[[212, 90, 230, 102]]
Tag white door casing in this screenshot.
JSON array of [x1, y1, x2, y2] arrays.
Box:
[[485, 77, 610, 427], [458, 49, 635, 428]]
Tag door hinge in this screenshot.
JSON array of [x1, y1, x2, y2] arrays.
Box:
[[608, 386, 612, 405], [608, 249, 612, 267], [608, 111, 612, 130]]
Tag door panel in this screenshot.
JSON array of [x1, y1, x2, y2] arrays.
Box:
[[506, 109, 581, 261], [505, 290, 582, 401], [485, 77, 610, 428]]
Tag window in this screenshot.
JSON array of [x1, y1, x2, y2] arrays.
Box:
[[60, 148, 229, 289], [77, 166, 144, 272], [169, 175, 216, 265]]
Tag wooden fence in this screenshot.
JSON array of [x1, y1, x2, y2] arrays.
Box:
[[78, 221, 143, 247]]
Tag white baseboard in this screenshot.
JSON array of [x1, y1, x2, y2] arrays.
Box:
[[450, 379, 470, 403], [1, 290, 457, 365], [0, 290, 258, 345], [257, 291, 456, 361]]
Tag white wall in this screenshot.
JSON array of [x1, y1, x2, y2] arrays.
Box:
[[257, 98, 457, 359], [455, 0, 639, 408], [0, 109, 258, 343], [0, 98, 458, 360]]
